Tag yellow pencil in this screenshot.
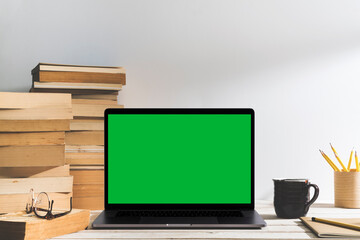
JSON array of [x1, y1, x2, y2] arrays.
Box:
[[319, 150, 339, 172], [330, 143, 348, 172], [347, 148, 354, 171], [312, 217, 360, 231], [356, 151, 359, 172], [322, 151, 340, 172]]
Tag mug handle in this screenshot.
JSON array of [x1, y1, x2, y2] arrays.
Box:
[[305, 183, 319, 212]]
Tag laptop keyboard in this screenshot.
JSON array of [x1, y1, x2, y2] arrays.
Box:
[[116, 210, 243, 217]]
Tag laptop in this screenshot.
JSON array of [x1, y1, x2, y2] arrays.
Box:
[[92, 108, 266, 229]]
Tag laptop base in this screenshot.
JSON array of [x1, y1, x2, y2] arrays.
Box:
[[92, 209, 266, 229]]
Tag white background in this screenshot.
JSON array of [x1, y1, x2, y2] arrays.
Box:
[[1, 0, 360, 202]]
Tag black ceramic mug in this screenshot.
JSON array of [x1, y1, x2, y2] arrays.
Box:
[[273, 179, 319, 219]]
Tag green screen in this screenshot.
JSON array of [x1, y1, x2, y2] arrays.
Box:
[[108, 114, 251, 204]]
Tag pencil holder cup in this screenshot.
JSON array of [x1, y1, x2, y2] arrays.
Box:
[[334, 171, 360, 208]]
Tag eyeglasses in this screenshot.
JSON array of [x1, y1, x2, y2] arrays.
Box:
[[25, 188, 72, 220]]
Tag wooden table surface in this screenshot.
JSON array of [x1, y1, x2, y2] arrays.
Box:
[[51, 201, 360, 240]]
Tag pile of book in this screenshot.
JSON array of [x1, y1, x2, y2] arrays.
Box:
[[30, 63, 125, 210], [0, 92, 73, 213]]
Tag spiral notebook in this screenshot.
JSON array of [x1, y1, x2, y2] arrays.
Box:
[[300, 217, 360, 238]]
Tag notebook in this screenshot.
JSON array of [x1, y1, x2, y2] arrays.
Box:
[[300, 217, 360, 238]]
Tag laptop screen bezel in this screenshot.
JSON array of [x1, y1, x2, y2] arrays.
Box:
[[104, 108, 255, 210]]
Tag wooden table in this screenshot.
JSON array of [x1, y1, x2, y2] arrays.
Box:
[[51, 201, 360, 240]]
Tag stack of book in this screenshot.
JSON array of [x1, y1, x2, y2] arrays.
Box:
[[0, 92, 73, 213], [30, 63, 125, 210]]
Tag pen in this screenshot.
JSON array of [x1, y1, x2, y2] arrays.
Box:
[[330, 143, 348, 172], [312, 217, 360, 231]]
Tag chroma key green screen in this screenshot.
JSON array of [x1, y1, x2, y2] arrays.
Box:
[[108, 114, 252, 204]]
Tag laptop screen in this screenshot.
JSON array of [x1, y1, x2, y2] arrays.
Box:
[[106, 109, 253, 206]]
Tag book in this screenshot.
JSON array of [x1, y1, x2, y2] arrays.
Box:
[[70, 170, 104, 184], [301, 217, 360, 238], [32, 62, 126, 74], [0, 192, 72, 214], [0, 209, 90, 240], [0, 108, 73, 120], [70, 165, 104, 170], [30, 87, 119, 95], [0, 165, 70, 178], [33, 81, 122, 91], [73, 197, 103, 210], [33, 71, 126, 85], [72, 98, 117, 105], [0, 92, 72, 120], [72, 94, 118, 101], [65, 152, 103, 165], [73, 116, 104, 120], [66, 145, 104, 153], [0, 132, 65, 146], [72, 103, 123, 117], [65, 131, 104, 146], [0, 176, 73, 194], [0, 120, 70, 132], [70, 119, 104, 131], [0, 145, 65, 167], [73, 184, 104, 198], [0, 92, 71, 109]]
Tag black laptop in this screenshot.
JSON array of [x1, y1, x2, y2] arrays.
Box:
[[92, 108, 266, 229]]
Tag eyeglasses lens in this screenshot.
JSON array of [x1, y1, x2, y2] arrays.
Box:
[[34, 192, 50, 217]]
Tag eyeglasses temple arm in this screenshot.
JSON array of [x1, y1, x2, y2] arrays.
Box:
[[50, 200, 54, 212], [51, 197, 73, 219]]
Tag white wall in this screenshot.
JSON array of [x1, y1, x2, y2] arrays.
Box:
[[1, 0, 360, 202]]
